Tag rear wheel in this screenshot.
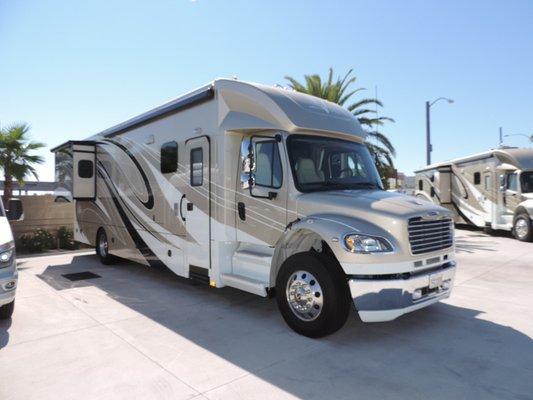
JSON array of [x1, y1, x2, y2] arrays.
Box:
[[96, 229, 117, 264], [0, 300, 14, 320], [513, 214, 533, 242], [276, 252, 350, 338]]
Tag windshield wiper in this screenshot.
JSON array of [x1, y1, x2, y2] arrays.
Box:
[[349, 182, 380, 189]]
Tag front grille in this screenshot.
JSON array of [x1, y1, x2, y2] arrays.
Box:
[[408, 217, 453, 255]]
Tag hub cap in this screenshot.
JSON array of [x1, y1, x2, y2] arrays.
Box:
[[515, 218, 529, 239], [98, 233, 108, 257], [286, 270, 323, 321]]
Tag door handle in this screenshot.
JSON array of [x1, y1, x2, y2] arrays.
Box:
[[238, 202, 246, 221], [179, 194, 186, 222]]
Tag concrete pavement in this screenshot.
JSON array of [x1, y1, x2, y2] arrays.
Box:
[[1, 228, 532, 399]]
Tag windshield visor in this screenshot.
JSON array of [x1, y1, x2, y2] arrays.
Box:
[[287, 135, 382, 192]]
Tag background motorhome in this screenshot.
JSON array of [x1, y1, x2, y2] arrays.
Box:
[[415, 147, 533, 242]]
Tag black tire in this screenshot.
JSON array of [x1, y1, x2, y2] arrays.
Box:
[[513, 213, 533, 242], [276, 252, 350, 338], [96, 229, 117, 264], [0, 300, 14, 320]]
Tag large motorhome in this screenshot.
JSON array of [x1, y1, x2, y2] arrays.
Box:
[[415, 147, 533, 242], [52, 79, 456, 337]]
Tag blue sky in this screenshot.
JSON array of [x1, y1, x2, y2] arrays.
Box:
[[1, 0, 532, 181]]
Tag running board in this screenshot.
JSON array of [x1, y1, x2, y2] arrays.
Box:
[[220, 273, 268, 297]]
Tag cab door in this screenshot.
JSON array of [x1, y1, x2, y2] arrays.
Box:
[[502, 171, 520, 225], [182, 137, 211, 271], [236, 135, 288, 247]]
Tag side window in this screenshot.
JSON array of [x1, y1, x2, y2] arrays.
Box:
[[190, 148, 203, 186], [484, 174, 491, 191], [474, 172, 481, 185], [506, 173, 518, 191], [161, 141, 178, 173], [418, 179, 423, 191], [78, 160, 93, 178], [254, 141, 282, 188]]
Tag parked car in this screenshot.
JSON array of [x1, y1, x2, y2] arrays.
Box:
[[0, 197, 18, 319]]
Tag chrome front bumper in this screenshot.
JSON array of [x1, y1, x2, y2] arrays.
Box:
[[349, 262, 456, 322], [0, 259, 18, 307]]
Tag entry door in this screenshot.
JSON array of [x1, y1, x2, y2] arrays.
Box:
[[72, 143, 96, 200], [236, 136, 288, 247], [183, 137, 211, 270]]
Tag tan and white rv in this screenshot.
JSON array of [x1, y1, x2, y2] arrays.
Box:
[[415, 147, 533, 242], [52, 79, 456, 337]]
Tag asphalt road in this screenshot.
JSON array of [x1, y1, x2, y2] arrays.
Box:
[[1, 228, 532, 400]]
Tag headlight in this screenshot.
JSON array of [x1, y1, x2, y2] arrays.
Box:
[[0, 249, 14, 266], [343, 234, 393, 254]]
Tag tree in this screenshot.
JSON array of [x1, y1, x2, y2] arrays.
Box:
[[0, 123, 46, 203], [285, 68, 395, 185]]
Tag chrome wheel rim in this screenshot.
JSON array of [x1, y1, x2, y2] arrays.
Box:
[[98, 233, 108, 257], [286, 270, 323, 321], [515, 219, 529, 239]]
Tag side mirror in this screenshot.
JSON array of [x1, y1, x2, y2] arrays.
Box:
[[6, 199, 24, 221]]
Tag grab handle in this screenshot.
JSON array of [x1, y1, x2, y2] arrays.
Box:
[[179, 194, 186, 222]]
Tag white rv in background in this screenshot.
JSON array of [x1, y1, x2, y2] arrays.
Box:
[[52, 79, 456, 337], [415, 147, 533, 241]]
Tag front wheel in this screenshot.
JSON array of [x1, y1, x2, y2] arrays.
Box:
[[96, 229, 117, 264], [513, 214, 533, 242], [0, 300, 14, 320], [276, 252, 351, 338]]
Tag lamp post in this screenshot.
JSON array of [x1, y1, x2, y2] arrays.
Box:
[[504, 133, 533, 145], [426, 97, 454, 165]]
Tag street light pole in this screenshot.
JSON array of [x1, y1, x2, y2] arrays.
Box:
[[425, 97, 454, 165], [426, 101, 431, 165], [504, 133, 533, 145]]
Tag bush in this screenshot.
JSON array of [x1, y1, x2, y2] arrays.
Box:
[[57, 226, 79, 250], [18, 229, 56, 253]]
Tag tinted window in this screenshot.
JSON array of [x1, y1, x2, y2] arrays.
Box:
[[161, 141, 178, 173], [78, 160, 93, 178], [507, 173, 518, 191], [418, 180, 423, 191], [190, 148, 203, 186], [521, 172, 533, 193], [474, 172, 481, 185], [254, 141, 282, 188]]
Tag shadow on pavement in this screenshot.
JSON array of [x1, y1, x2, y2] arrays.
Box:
[[3, 254, 532, 399]]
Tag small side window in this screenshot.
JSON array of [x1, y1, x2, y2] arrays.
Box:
[[474, 172, 481, 185], [190, 148, 203, 186], [484, 174, 492, 191], [418, 180, 423, 191], [78, 160, 94, 178], [161, 141, 178, 173]]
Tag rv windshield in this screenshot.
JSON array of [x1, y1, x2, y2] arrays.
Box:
[[287, 135, 383, 192], [521, 172, 533, 193]]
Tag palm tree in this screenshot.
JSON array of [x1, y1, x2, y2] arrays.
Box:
[[285, 68, 396, 183], [0, 123, 46, 203]]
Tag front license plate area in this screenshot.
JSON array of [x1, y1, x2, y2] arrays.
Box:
[[429, 273, 443, 289]]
